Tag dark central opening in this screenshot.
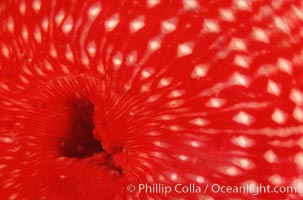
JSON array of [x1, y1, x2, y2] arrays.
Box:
[[60, 96, 102, 159]]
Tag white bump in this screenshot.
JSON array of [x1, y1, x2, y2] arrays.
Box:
[[35, 66, 46, 77], [147, 94, 161, 103], [97, 61, 105, 75], [223, 166, 239, 176], [183, 0, 199, 11], [292, 179, 303, 196], [61, 65, 71, 74], [19, 75, 30, 84], [126, 51, 137, 65], [161, 19, 177, 33], [235, 158, 254, 169], [130, 16, 145, 33], [65, 45, 74, 62], [272, 109, 286, 124], [49, 44, 58, 58], [148, 38, 161, 52], [271, 0, 283, 9], [219, 8, 235, 22], [1, 44, 9, 58], [153, 141, 168, 148], [87, 41, 97, 57], [298, 137, 303, 149], [62, 16, 73, 34], [294, 107, 303, 122], [141, 68, 154, 79], [233, 111, 254, 125], [256, 64, 276, 76], [277, 58, 292, 74], [206, 98, 225, 108], [3, 182, 13, 189], [269, 175, 284, 185], [105, 14, 119, 32], [158, 77, 172, 88], [290, 89, 303, 106], [264, 150, 278, 163], [203, 19, 220, 33], [190, 141, 201, 148], [146, 131, 162, 137], [112, 53, 122, 69], [166, 99, 185, 108], [7, 17, 14, 33], [0, 137, 12, 143], [179, 155, 188, 161], [23, 66, 33, 76], [44, 60, 54, 71], [55, 10, 65, 26], [32, 0, 41, 12], [170, 173, 178, 181], [234, 55, 250, 68], [196, 176, 204, 183], [274, 17, 290, 33], [191, 64, 208, 78], [81, 52, 89, 68], [234, 0, 251, 10], [147, 0, 160, 8], [34, 27, 42, 43], [41, 17, 49, 31], [88, 4, 101, 18], [158, 115, 175, 121], [190, 118, 208, 126], [177, 43, 193, 57], [230, 38, 247, 51], [8, 193, 18, 200], [230, 72, 249, 87], [295, 152, 303, 168], [293, 6, 303, 21], [0, 82, 9, 91], [252, 27, 269, 43], [232, 136, 255, 148], [19, 1, 26, 15], [267, 80, 280, 96], [168, 90, 185, 98]]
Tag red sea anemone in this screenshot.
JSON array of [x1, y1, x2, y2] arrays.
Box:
[[0, 0, 303, 199]]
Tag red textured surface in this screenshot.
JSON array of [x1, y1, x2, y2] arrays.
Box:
[[0, 0, 303, 199]]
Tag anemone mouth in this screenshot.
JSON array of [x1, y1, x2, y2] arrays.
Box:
[[59, 96, 102, 159]]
